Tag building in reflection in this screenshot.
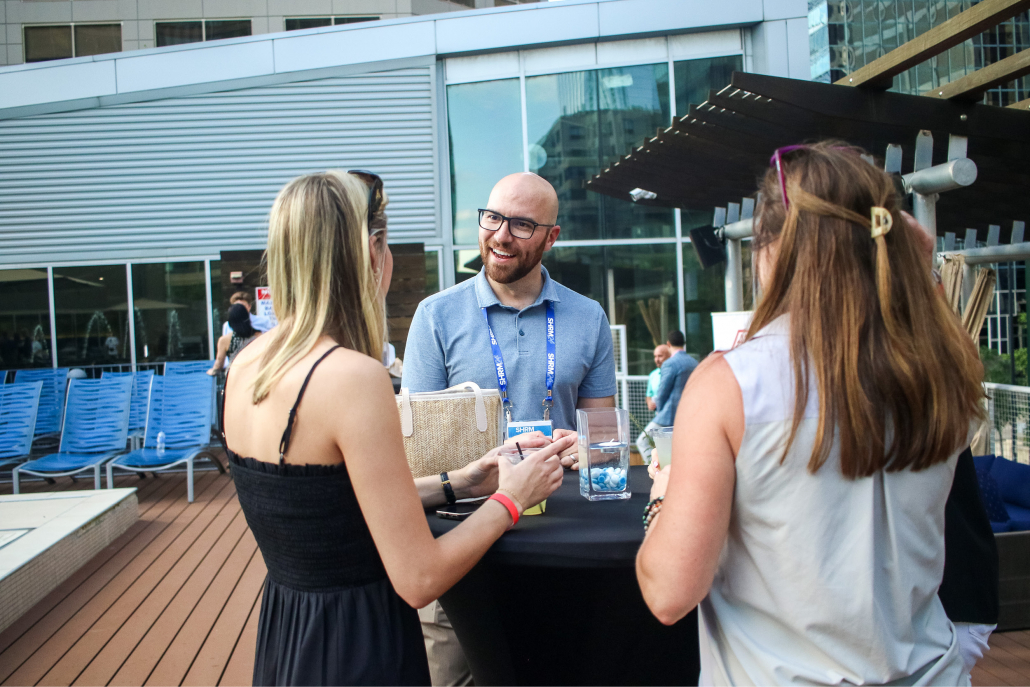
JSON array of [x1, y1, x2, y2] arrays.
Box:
[[809, 0, 1029, 105]]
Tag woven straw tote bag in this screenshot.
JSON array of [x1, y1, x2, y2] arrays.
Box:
[[396, 382, 504, 478]]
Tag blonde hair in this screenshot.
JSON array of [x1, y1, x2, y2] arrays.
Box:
[[250, 170, 386, 404], [751, 142, 984, 478]]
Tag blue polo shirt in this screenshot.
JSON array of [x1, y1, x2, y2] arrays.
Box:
[[401, 267, 617, 431]]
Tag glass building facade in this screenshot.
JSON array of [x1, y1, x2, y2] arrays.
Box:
[[448, 54, 744, 375], [809, 0, 1029, 105]]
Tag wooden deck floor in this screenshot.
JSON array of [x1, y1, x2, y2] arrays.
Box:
[[2, 467, 1030, 686], [0, 467, 262, 686]]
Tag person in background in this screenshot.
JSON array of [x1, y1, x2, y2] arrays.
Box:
[[636, 142, 985, 685], [208, 303, 263, 375], [651, 330, 697, 430], [222, 291, 273, 337], [222, 170, 572, 686], [402, 172, 617, 687], [636, 344, 670, 461]]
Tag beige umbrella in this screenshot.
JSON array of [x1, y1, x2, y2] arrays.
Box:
[[961, 266, 996, 341], [939, 253, 964, 315]]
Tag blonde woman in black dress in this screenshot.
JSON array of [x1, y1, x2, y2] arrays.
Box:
[[221, 170, 571, 686]]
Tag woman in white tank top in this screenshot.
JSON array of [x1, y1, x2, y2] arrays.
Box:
[[636, 142, 986, 686]]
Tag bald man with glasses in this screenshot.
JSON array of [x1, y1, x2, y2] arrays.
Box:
[[402, 172, 617, 685]]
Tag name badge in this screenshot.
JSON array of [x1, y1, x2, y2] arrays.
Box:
[[506, 420, 553, 440]]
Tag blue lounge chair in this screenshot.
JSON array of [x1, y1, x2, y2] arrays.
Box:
[[0, 382, 43, 470], [13, 376, 132, 492], [13, 368, 70, 437], [102, 370, 155, 448], [165, 361, 214, 375], [107, 373, 222, 502]]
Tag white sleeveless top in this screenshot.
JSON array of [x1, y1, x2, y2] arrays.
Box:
[[703, 317, 967, 686]]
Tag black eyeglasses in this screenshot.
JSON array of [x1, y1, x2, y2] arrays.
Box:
[[478, 209, 555, 240], [349, 170, 384, 228]]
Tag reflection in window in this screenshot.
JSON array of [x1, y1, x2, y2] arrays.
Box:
[[53, 265, 130, 368], [132, 262, 210, 363], [155, 21, 203, 47], [24, 25, 72, 62], [0, 269, 53, 369], [674, 55, 743, 115], [286, 17, 333, 31], [155, 20, 251, 47], [425, 251, 440, 296], [447, 80, 524, 246], [73, 24, 122, 57], [526, 65, 673, 241], [454, 249, 482, 285], [543, 245, 679, 375], [205, 20, 252, 41], [682, 244, 729, 358], [210, 260, 222, 339]]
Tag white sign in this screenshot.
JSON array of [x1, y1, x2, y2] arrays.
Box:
[[711, 311, 754, 351], [255, 287, 278, 327]]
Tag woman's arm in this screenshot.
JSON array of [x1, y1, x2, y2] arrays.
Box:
[[636, 356, 744, 625], [332, 357, 571, 609], [416, 432, 556, 507]]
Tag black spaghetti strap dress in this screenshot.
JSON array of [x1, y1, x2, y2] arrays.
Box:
[[222, 346, 431, 686]]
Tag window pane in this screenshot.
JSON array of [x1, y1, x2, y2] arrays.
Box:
[[597, 64, 674, 239], [674, 55, 743, 115], [334, 16, 379, 24], [24, 25, 73, 63], [74, 24, 121, 57], [132, 262, 210, 364], [286, 17, 332, 31], [205, 20, 251, 41], [0, 269, 53, 370], [53, 265, 130, 368], [682, 243, 728, 358], [454, 249, 482, 285], [447, 80, 524, 246], [527, 66, 673, 241], [209, 260, 222, 338], [156, 21, 202, 47], [542, 245, 679, 375], [527, 70, 601, 241], [425, 251, 440, 296]]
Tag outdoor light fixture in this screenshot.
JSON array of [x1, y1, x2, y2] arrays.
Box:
[[629, 188, 657, 202]]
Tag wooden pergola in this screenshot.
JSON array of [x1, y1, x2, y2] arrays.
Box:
[[586, 0, 1030, 309]]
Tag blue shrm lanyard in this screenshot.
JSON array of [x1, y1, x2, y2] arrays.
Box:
[[480, 302, 556, 423]]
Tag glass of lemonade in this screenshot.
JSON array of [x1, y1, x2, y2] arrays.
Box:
[[647, 426, 675, 469], [576, 408, 631, 501]]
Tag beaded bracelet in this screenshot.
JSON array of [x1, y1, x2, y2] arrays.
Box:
[[643, 496, 665, 532]]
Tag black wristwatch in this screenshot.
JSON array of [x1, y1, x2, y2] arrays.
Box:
[[440, 472, 457, 505]]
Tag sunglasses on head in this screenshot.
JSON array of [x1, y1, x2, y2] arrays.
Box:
[[348, 170, 384, 229]]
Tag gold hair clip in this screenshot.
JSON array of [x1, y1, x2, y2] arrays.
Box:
[[871, 207, 893, 239]]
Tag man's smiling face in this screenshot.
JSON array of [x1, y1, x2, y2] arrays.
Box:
[[479, 174, 560, 285]]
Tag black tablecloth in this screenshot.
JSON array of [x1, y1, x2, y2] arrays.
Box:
[[426, 466, 700, 686]]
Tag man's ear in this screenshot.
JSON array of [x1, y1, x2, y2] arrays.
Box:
[[544, 224, 561, 251]]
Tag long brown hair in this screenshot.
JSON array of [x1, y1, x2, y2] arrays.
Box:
[[249, 171, 386, 404], [750, 142, 984, 478]]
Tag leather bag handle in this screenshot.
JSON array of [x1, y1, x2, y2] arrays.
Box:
[[445, 381, 487, 432], [400, 387, 414, 437]]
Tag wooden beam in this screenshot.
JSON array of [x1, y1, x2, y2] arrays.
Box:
[[1009, 96, 1030, 110], [835, 0, 1030, 89], [931, 49, 1030, 100]]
